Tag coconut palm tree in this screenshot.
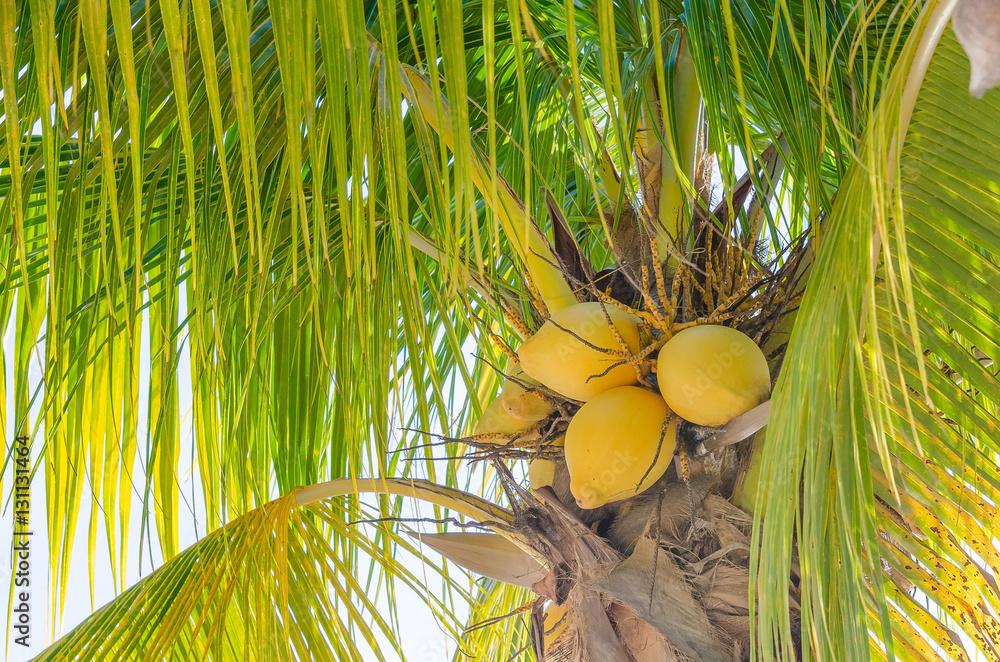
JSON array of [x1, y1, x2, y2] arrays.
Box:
[[3, 0, 998, 659]]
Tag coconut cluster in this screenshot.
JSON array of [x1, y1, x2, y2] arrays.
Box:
[[476, 301, 771, 510]]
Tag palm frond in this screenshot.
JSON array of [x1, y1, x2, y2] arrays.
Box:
[[753, 5, 1000, 659], [35, 479, 511, 661], [0, 2, 506, 638]]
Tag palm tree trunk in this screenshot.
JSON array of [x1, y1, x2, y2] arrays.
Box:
[[528, 443, 794, 661]]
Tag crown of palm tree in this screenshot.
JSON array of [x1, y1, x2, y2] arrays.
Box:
[[2, 0, 998, 660]]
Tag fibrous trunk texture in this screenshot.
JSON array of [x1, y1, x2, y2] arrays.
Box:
[[524, 444, 798, 662]]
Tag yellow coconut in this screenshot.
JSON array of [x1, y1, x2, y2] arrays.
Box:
[[518, 302, 642, 401], [528, 459, 556, 489], [564, 386, 676, 509], [499, 368, 553, 423], [528, 436, 564, 489], [474, 397, 540, 444], [656, 324, 770, 426]]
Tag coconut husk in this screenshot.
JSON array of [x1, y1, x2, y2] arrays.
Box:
[[588, 536, 734, 661]]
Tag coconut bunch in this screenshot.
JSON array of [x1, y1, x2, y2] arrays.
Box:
[[468, 183, 807, 511], [475, 300, 772, 500], [436, 185, 811, 659]]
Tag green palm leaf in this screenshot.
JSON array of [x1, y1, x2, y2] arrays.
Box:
[[35, 479, 510, 661], [754, 10, 1000, 660]]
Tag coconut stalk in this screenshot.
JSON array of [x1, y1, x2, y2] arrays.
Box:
[[653, 35, 702, 256]]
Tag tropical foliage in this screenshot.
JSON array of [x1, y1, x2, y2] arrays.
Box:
[[1, 0, 997, 660]]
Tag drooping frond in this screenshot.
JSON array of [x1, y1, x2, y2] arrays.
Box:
[[0, 0, 519, 639], [34, 479, 516, 661], [754, 6, 1000, 659]]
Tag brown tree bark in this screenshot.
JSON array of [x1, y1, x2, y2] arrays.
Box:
[[523, 441, 795, 661]]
